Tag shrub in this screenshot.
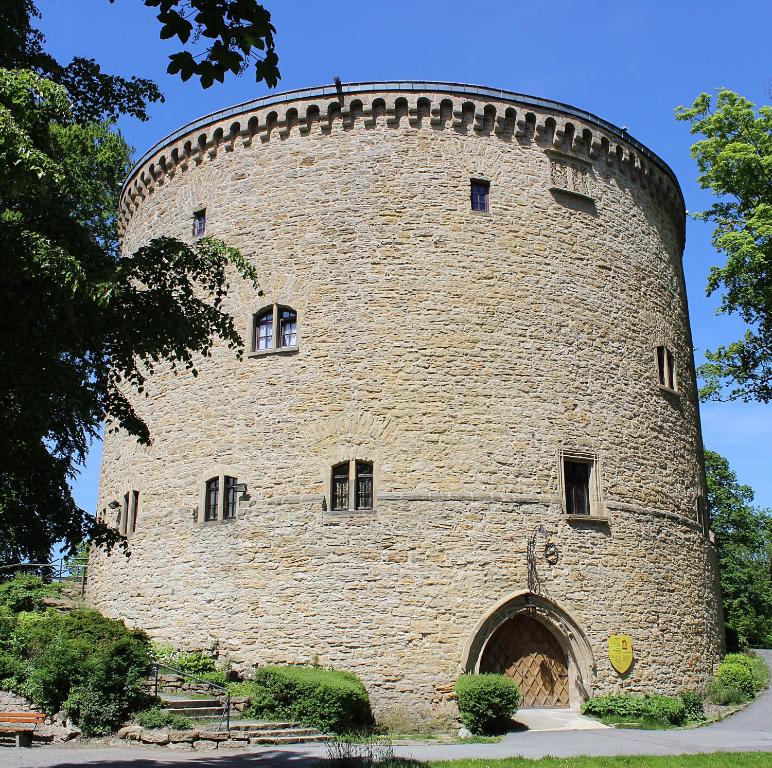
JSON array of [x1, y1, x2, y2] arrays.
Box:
[[454, 674, 521, 735], [679, 690, 705, 722], [134, 707, 192, 730], [243, 666, 373, 734], [0, 575, 60, 613], [707, 652, 768, 705], [2, 607, 152, 735], [582, 693, 686, 726]]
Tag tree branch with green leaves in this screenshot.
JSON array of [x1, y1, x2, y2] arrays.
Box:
[[676, 90, 772, 403]]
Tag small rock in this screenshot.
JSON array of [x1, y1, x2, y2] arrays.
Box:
[[140, 730, 170, 745], [193, 739, 218, 750], [117, 725, 142, 739], [168, 730, 198, 743], [65, 725, 82, 741], [197, 730, 228, 741], [458, 727, 472, 738]]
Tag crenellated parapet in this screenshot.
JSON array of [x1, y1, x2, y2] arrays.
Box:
[[118, 81, 685, 243]]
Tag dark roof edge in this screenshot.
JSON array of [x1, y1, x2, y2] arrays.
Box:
[[121, 80, 683, 205]]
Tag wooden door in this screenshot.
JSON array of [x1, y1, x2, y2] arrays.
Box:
[[480, 615, 569, 707]]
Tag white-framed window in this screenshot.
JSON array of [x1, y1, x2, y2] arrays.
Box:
[[252, 305, 298, 354], [656, 345, 677, 391]]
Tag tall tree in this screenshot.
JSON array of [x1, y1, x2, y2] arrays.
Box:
[[676, 90, 772, 403], [0, 1, 276, 564], [704, 449, 772, 650]]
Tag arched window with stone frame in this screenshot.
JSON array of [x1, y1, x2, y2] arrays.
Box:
[[329, 460, 375, 512], [251, 304, 298, 354]]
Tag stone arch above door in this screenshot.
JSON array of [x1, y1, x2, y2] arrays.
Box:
[[460, 590, 595, 710]]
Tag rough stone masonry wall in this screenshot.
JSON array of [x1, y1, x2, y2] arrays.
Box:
[[87, 87, 724, 718]]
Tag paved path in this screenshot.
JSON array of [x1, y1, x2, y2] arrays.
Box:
[[2, 651, 770, 768]]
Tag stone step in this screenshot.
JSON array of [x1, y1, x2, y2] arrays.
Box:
[[250, 734, 328, 745], [230, 721, 297, 732], [168, 707, 224, 717], [240, 728, 320, 738], [162, 697, 222, 710]]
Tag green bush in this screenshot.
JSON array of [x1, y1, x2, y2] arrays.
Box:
[[0, 604, 152, 735], [582, 693, 686, 726], [679, 690, 705, 722], [707, 652, 768, 705], [242, 666, 373, 734], [134, 707, 192, 730], [454, 674, 521, 735], [0, 575, 60, 613]]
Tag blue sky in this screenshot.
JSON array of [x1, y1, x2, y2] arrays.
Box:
[[36, 0, 771, 511]]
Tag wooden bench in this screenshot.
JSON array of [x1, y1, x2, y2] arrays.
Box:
[[0, 712, 46, 747]]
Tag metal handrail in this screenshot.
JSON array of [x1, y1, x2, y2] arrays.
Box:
[[0, 559, 88, 595], [151, 662, 230, 732]]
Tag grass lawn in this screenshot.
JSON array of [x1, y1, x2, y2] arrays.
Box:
[[423, 753, 771, 768]]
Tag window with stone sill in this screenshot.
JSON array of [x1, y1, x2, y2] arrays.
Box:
[[560, 450, 602, 519], [252, 305, 298, 354], [656, 345, 677, 392], [331, 460, 374, 512], [203, 475, 240, 522]]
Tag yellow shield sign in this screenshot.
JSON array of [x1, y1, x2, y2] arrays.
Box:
[[609, 635, 633, 674]]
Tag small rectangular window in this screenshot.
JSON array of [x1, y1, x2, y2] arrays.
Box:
[[279, 308, 297, 348], [471, 179, 490, 212], [564, 460, 591, 516], [332, 464, 349, 511], [355, 461, 373, 510], [120, 492, 129, 534], [193, 209, 206, 238], [204, 477, 219, 521], [223, 476, 238, 519]]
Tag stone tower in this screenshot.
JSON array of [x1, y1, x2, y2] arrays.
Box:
[[88, 82, 724, 718]]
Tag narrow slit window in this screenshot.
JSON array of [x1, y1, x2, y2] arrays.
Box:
[[355, 461, 373, 510], [204, 477, 219, 521], [223, 476, 238, 519], [332, 463, 349, 511], [656, 346, 677, 391], [279, 307, 297, 348], [564, 461, 591, 516], [193, 209, 206, 238], [131, 490, 139, 533], [120, 492, 129, 534], [471, 179, 490, 212]]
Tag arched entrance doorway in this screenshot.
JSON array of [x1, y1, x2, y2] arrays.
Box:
[[461, 590, 595, 710], [480, 614, 569, 707]]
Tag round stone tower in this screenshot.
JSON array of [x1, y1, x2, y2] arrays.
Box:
[[88, 81, 724, 719]]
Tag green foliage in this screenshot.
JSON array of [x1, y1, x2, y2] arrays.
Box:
[[676, 90, 772, 403], [242, 666, 373, 734], [0, 62, 258, 562], [706, 652, 768, 706], [582, 693, 687, 726], [0, 574, 60, 613], [704, 450, 772, 650], [154, 646, 217, 675], [134, 706, 192, 730], [145, 0, 280, 88], [0, 1, 162, 123], [454, 674, 521, 735], [679, 690, 705, 722], [0, 604, 152, 735]]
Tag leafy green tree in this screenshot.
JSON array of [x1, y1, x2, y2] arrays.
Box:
[[676, 90, 772, 403], [704, 449, 772, 650], [0, 2, 269, 564]]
